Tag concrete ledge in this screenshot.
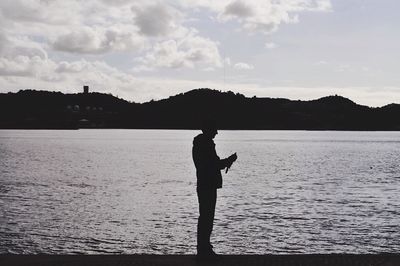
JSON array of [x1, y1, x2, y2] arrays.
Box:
[[1, 254, 399, 266]]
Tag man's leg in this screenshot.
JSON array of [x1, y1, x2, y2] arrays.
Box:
[[197, 189, 217, 254], [205, 189, 216, 248]]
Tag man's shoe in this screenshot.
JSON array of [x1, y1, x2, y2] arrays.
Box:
[[196, 248, 221, 262]]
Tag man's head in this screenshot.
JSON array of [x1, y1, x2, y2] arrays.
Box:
[[201, 120, 218, 139]]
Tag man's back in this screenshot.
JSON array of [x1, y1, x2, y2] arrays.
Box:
[[192, 133, 222, 189]]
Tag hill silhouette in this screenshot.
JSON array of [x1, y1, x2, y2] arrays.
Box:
[[0, 88, 399, 130]]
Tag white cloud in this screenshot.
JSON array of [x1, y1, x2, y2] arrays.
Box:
[[335, 64, 351, 72], [56, 60, 90, 74], [316, 60, 328, 65], [361, 66, 370, 72], [0, 54, 139, 97], [0, 31, 54, 78], [224, 57, 232, 66], [0, 30, 135, 88], [182, 34, 222, 66], [233, 62, 254, 70], [0, 56, 41, 77], [136, 31, 222, 70], [181, 0, 332, 34], [139, 40, 187, 69], [265, 42, 277, 49], [0, 54, 65, 84]]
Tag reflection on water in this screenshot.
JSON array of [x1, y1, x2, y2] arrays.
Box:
[[0, 130, 399, 254]]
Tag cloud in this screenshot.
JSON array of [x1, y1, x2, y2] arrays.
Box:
[[0, 31, 133, 87], [0, 56, 39, 77], [0, 53, 138, 97], [131, 2, 223, 70], [361, 66, 369, 72], [0, 54, 63, 83], [0, 0, 332, 68], [0, 0, 144, 55], [0, 33, 6, 54], [99, 0, 133, 6], [56, 60, 90, 74], [335, 64, 351, 72], [182, 0, 332, 34], [314, 60, 328, 65], [0, 0, 342, 105], [0, 0, 77, 24], [136, 31, 222, 70], [224, 1, 254, 18], [139, 40, 187, 69], [233, 62, 254, 70], [265, 42, 277, 49], [133, 3, 183, 37], [0, 32, 53, 78], [52, 27, 146, 54]]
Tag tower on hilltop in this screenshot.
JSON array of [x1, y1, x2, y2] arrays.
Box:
[[83, 85, 89, 94]]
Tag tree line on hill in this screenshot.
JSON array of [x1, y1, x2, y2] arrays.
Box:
[[0, 88, 399, 130]]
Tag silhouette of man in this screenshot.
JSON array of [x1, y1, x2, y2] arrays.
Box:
[[192, 120, 237, 259]]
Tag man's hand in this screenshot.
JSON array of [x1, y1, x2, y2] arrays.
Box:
[[225, 153, 237, 173], [229, 153, 237, 163]]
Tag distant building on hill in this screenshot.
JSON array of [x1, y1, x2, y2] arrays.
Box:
[[83, 85, 89, 94]]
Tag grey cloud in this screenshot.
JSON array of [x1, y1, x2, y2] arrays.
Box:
[[0, 0, 74, 24], [133, 4, 180, 37], [11, 44, 47, 60], [52, 28, 145, 54], [224, 0, 254, 18], [0, 32, 7, 54], [52, 29, 101, 54], [99, 0, 132, 6], [0, 0, 44, 22]]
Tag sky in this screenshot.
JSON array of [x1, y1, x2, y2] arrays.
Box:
[[0, 0, 399, 107]]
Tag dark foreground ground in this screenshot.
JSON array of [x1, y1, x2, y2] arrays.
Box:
[[1, 255, 399, 266]]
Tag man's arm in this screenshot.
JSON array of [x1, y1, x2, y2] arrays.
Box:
[[218, 153, 237, 170]]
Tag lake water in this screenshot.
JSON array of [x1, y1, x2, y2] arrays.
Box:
[[0, 130, 399, 254]]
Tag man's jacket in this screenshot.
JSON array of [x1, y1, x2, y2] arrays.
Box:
[[192, 133, 229, 190]]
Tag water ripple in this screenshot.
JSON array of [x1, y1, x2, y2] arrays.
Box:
[[1, 130, 400, 254]]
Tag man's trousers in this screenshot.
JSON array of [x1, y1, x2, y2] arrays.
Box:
[[196, 188, 217, 252]]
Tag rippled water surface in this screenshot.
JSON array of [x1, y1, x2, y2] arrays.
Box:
[[1, 130, 400, 254]]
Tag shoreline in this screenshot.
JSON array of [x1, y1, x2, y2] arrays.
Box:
[[1, 254, 399, 266], [2, 128, 400, 132]]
